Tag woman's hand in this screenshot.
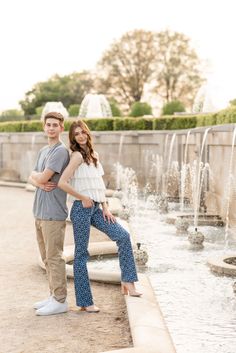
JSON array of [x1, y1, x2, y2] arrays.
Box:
[[82, 197, 94, 208], [102, 207, 116, 224]]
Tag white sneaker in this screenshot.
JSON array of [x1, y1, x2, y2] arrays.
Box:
[[36, 297, 68, 316], [33, 296, 52, 310]]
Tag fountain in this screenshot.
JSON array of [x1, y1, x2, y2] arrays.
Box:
[[133, 242, 149, 266], [87, 156, 236, 353], [117, 133, 125, 165], [192, 83, 216, 113], [208, 125, 236, 276], [41, 101, 69, 120], [180, 130, 191, 212], [79, 93, 112, 118]]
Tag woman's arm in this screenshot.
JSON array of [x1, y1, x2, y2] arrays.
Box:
[[101, 201, 116, 224], [94, 151, 115, 222], [58, 152, 93, 207]]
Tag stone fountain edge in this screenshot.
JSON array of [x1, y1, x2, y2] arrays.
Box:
[[207, 254, 236, 276]]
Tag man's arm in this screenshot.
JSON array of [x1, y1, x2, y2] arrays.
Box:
[[30, 169, 55, 184], [29, 169, 57, 191]]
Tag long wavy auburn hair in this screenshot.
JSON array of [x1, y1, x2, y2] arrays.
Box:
[[69, 120, 98, 166]]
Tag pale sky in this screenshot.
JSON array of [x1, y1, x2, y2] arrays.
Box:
[[0, 0, 235, 112]]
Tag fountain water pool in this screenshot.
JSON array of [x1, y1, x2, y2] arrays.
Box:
[[88, 199, 236, 353]]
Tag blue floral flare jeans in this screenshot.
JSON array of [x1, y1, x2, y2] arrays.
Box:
[[70, 200, 138, 307]]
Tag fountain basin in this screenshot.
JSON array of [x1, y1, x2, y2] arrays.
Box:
[[166, 213, 224, 227], [207, 254, 236, 276]]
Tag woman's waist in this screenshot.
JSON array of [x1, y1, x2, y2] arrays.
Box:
[[71, 177, 105, 189], [70, 189, 106, 203]]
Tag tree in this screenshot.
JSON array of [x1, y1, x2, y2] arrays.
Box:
[[19, 71, 94, 115], [155, 30, 204, 108], [0, 109, 24, 122], [96, 30, 157, 111], [162, 100, 185, 115], [229, 98, 236, 107]]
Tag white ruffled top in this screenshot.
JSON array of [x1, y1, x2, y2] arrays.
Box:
[[70, 161, 106, 202]]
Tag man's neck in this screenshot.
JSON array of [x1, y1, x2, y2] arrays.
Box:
[[48, 137, 60, 146]]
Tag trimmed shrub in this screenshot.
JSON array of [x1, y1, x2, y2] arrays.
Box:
[[162, 100, 185, 115], [84, 118, 114, 131], [1, 108, 236, 132], [0, 121, 24, 132], [195, 114, 216, 127], [153, 118, 168, 130], [153, 116, 196, 130], [110, 102, 122, 117], [64, 119, 73, 131], [113, 118, 153, 130], [21, 120, 43, 132], [129, 102, 152, 117], [68, 104, 80, 117], [169, 116, 197, 129]]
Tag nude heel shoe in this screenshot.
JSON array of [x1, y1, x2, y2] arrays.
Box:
[[80, 305, 100, 313], [121, 282, 142, 297]]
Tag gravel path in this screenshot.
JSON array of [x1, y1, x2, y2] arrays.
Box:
[[0, 186, 132, 353]]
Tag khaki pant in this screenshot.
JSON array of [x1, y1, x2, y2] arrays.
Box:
[[35, 219, 67, 303]]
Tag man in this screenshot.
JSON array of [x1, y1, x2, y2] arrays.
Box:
[[29, 112, 70, 316]]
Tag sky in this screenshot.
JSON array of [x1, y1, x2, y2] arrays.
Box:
[[0, 0, 235, 113]]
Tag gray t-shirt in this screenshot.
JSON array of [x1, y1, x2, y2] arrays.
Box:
[[33, 142, 70, 221]]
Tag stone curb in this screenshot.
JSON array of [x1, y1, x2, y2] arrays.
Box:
[[39, 240, 176, 353], [39, 256, 176, 353], [207, 254, 236, 276], [0, 180, 27, 188]]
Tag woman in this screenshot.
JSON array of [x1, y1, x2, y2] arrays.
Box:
[[58, 120, 141, 313]]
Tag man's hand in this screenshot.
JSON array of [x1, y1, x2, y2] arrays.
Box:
[[40, 181, 57, 192]]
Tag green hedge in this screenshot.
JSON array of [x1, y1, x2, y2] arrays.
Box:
[[1, 108, 236, 132], [0, 120, 43, 132], [84, 118, 114, 131], [113, 118, 153, 130], [153, 116, 197, 130]]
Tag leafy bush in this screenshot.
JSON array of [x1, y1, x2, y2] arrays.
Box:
[[229, 98, 236, 107], [68, 104, 80, 117], [114, 118, 153, 130], [153, 116, 196, 130], [1, 107, 236, 132], [162, 100, 185, 115], [21, 121, 43, 132], [170, 116, 197, 129], [129, 102, 152, 117], [109, 101, 122, 117], [215, 107, 236, 125], [0, 121, 22, 132], [84, 118, 114, 131], [196, 114, 217, 127]]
